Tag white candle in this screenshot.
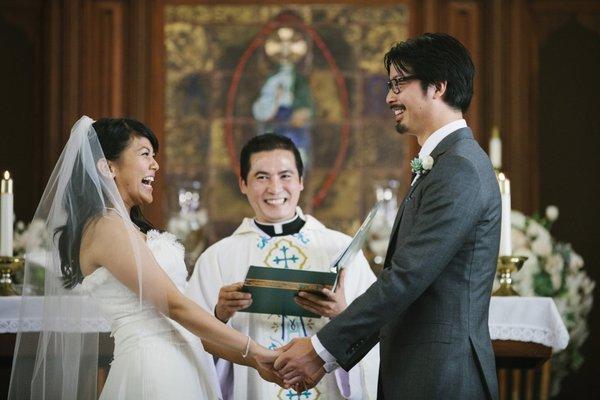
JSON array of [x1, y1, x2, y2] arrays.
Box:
[[1, 171, 14, 257], [498, 173, 512, 256], [489, 126, 502, 170]]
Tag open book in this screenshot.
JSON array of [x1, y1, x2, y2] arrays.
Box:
[[329, 200, 382, 289], [241, 201, 383, 317]]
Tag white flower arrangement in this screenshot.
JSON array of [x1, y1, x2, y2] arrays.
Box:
[[503, 206, 595, 396], [13, 219, 51, 256]]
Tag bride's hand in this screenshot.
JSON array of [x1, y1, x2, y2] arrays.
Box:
[[250, 343, 284, 387]]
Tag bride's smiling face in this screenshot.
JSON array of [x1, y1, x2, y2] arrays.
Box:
[[108, 135, 159, 210]]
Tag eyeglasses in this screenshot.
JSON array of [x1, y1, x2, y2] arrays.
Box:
[[386, 75, 419, 94]]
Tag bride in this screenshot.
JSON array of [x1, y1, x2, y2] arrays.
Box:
[[9, 116, 281, 399]]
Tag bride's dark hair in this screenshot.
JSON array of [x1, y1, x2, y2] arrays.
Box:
[[57, 118, 159, 288]]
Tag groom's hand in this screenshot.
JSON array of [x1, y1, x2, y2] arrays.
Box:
[[274, 338, 325, 388], [294, 268, 347, 318], [215, 282, 252, 323]]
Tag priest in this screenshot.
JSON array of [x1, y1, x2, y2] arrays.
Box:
[[186, 134, 379, 399]]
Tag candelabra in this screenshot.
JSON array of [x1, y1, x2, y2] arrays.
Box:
[[0, 256, 24, 296], [493, 255, 528, 296]]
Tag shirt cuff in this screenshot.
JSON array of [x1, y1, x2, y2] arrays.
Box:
[[311, 335, 339, 373]]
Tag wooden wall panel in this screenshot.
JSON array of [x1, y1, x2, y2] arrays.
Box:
[[82, 1, 125, 117], [448, 1, 482, 140], [505, 0, 537, 214], [0, 1, 45, 222], [1, 0, 166, 224]]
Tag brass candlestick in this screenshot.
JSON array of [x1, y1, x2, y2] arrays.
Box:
[[0, 256, 24, 296], [493, 255, 528, 296]]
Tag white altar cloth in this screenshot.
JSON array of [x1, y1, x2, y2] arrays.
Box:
[[0, 295, 110, 333], [489, 296, 569, 352]]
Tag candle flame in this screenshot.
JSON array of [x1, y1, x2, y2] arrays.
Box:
[[497, 172, 510, 195]]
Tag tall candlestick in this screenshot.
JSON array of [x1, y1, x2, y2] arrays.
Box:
[[1, 171, 14, 257], [498, 172, 512, 256], [489, 126, 502, 170]]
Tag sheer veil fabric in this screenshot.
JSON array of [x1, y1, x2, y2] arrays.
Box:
[[8, 116, 170, 399]]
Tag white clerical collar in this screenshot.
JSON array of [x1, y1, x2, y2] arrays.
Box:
[[419, 119, 467, 157], [253, 209, 305, 235]]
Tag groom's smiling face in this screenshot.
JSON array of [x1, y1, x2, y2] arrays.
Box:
[[239, 149, 304, 224]]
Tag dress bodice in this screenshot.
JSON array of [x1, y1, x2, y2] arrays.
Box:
[[81, 230, 221, 399], [81, 230, 189, 356]]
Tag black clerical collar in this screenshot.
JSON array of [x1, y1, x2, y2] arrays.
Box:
[[254, 214, 305, 237]]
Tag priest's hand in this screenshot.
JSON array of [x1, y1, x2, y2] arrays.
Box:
[[215, 282, 252, 323], [274, 338, 326, 389], [294, 268, 347, 318]]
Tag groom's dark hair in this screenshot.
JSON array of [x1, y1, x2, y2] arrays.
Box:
[[384, 33, 475, 113], [240, 133, 304, 183]]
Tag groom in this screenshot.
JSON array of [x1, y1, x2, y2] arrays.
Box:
[[275, 33, 501, 399]]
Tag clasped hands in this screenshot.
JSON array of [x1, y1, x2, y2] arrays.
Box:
[[275, 337, 327, 391], [253, 337, 326, 392], [216, 269, 348, 392]]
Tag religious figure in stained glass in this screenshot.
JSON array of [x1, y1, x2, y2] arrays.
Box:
[[252, 27, 314, 168]]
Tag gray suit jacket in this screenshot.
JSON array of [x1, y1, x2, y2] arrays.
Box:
[[317, 128, 500, 400]]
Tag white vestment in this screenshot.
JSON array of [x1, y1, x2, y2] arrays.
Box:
[[186, 211, 379, 400]]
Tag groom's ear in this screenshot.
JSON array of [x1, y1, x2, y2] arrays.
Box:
[[97, 158, 115, 178]]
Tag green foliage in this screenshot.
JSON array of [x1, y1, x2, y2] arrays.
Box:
[[534, 271, 556, 296]]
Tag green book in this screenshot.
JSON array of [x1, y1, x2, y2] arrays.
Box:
[[240, 201, 383, 318], [241, 266, 336, 318]]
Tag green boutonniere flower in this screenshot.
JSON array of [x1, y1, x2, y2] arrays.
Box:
[[411, 155, 434, 175]]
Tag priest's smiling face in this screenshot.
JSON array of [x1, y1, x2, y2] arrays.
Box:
[[239, 149, 304, 223]]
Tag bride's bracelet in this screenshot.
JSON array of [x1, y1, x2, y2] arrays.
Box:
[[242, 336, 251, 358]]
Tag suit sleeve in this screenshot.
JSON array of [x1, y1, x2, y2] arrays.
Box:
[[317, 155, 482, 370], [343, 250, 377, 303]]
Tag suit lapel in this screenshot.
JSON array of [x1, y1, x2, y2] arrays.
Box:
[[382, 128, 474, 269], [383, 172, 427, 267], [383, 199, 406, 266]]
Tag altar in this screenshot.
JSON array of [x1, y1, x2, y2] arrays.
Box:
[[489, 297, 569, 400]]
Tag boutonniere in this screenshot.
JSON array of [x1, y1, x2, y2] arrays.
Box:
[[410, 155, 434, 175]]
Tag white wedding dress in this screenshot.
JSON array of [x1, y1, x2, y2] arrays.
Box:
[[81, 230, 220, 400]]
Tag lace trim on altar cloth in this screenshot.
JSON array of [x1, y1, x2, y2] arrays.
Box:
[[0, 318, 110, 333], [489, 324, 569, 352]]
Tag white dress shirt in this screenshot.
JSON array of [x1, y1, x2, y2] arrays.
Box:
[[312, 118, 469, 371], [411, 119, 467, 185]]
